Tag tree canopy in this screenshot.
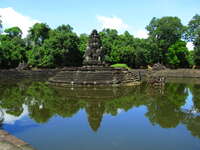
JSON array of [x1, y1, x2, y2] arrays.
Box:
[[146, 16, 185, 64], [0, 15, 200, 69], [0, 16, 2, 34], [186, 14, 200, 66]]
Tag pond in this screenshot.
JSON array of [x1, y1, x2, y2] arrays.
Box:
[[0, 80, 200, 150]]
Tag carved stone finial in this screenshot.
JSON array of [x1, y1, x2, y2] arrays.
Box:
[[83, 30, 104, 66]]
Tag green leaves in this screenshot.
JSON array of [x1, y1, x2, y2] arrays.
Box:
[[28, 23, 50, 46], [0, 15, 200, 69], [0, 31, 26, 68], [0, 16, 2, 34], [167, 41, 190, 68], [186, 14, 200, 66], [146, 16, 185, 64], [4, 27, 22, 38], [186, 14, 200, 42], [27, 24, 82, 68]]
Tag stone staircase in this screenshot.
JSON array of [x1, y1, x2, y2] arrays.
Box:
[[49, 67, 141, 86]]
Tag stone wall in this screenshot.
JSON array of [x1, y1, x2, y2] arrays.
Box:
[[0, 69, 59, 82], [151, 69, 200, 78], [1, 68, 200, 84], [49, 67, 141, 86]]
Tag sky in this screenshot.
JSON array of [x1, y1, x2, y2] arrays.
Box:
[[0, 0, 200, 49]]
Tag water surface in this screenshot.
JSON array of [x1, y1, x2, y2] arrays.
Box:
[[0, 80, 200, 150]]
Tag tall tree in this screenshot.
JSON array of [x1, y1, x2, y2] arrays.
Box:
[[27, 23, 50, 46], [187, 14, 200, 66], [27, 24, 82, 67], [146, 17, 185, 64], [167, 41, 190, 68], [0, 27, 26, 68], [99, 29, 119, 63], [4, 27, 22, 38], [78, 33, 89, 54], [0, 15, 2, 34]]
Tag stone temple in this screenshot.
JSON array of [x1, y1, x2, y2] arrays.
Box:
[[83, 29, 105, 66], [49, 30, 140, 86]]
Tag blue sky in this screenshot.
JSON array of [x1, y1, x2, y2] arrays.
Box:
[[0, 0, 200, 39]]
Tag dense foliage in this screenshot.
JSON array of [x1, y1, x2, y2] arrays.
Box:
[[0, 15, 200, 69], [0, 16, 2, 34], [186, 14, 200, 66]]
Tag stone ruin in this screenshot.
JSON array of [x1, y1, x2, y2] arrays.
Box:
[[152, 63, 166, 71], [16, 62, 29, 71], [49, 30, 141, 86], [148, 75, 166, 87], [146, 63, 166, 87], [83, 29, 105, 66]]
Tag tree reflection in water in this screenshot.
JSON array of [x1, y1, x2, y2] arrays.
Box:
[[0, 80, 200, 138]]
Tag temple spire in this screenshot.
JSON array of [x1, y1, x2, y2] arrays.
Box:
[[83, 30, 104, 66]]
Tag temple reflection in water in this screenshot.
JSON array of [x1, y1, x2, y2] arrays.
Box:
[[0, 80, 200, 138]]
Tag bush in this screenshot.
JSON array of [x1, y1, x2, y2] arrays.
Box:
[[111, 64, 131, 70]]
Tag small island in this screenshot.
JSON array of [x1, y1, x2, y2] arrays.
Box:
[[49, 30, 141, 86]]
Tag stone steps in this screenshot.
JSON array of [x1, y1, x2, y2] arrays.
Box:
[[49, 67, 141, 86]]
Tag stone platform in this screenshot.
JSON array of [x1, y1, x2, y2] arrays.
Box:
[[48, 66, 141, 86]]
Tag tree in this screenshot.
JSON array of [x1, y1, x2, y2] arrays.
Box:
[[0, 27, 26, 68], [186, 14, 200, 42], [135, 47, 148, 68], [78, 33, 89, 54], [99, 29, 138, 67], [146, 17, 185, 64], [27, 24, 82, 67], [167, 41, 190, 68], [4, 27, 22, 38], [99, 29, 119, 63], [187, 14, 200, 66], [27, 23, 50, 46], [117, 31, 136, 67], [56, 24, 73, 32], [143, 38, 161, 65], [0, 16, 2, 34]]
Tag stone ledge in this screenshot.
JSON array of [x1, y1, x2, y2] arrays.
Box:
[[49, 67, 141, 86], [0, 130, 35, 150]]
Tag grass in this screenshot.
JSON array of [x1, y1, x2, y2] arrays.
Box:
[[111, 64, 131, 70]]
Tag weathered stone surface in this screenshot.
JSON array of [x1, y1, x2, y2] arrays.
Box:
[[0, 141, 20, 150], [49, 67, 141, 86], [0, 130, 36, 150], [148, 75, 165, 86], [0, 69, 59, 82], [152, 63, 166, 71], [3, 134, 27, 147], [50, 30, 141, 86], [16, 62, 29, 71], [83, 30, 105, 66]]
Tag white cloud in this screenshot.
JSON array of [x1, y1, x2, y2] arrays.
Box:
[[0, 7, 39, 37], [97, 15, 128, 31], [2, 105, 29, 125], [187, 42, 194, 51], [135, 29, 149, 39]]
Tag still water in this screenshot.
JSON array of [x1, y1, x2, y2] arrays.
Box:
[[0, 80, 200, 150]]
